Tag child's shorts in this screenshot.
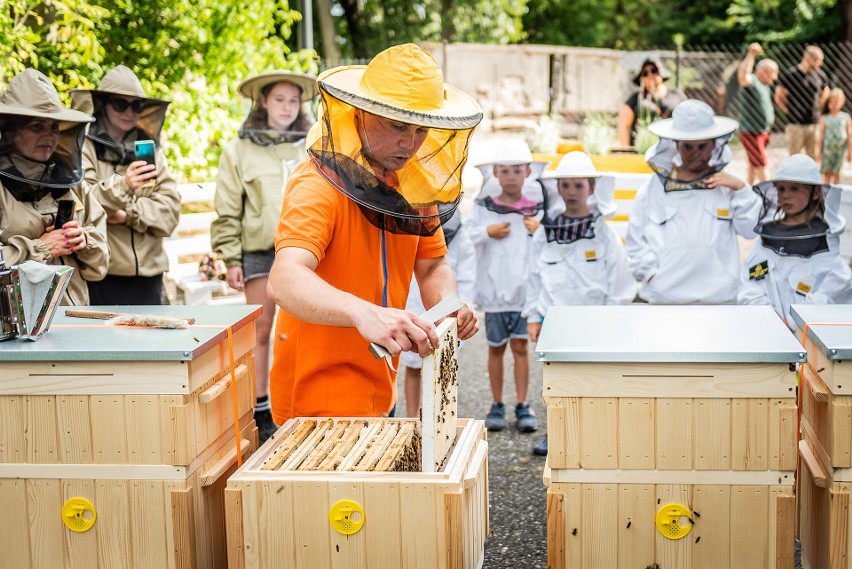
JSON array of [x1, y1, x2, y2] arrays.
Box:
[[242, 247, 276, 281], [485, 311, 528, 347]]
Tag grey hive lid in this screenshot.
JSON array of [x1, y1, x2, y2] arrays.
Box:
[[790, 305, 852, 360]]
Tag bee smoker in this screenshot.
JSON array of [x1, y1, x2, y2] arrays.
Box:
[[0, 247, 19, 341]]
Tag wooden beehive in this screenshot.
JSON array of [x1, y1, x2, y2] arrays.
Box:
[[792, 305, 852, 569], [225, 418, 488, 569], [538, 305, 805, 569], [0, 305, 260, 569]]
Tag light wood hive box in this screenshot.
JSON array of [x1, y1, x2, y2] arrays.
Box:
[[225, 318, 490, 569], [792, 305, 852, 569], [0, 305, 261, 569], [537, 306, 805, 569]]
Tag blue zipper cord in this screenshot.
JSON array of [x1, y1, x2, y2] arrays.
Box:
[[380, 227, 389, 308]]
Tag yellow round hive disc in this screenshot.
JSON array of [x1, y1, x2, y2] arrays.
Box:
[[62, 497, 97, 533], [655, 503, 692, 540], [328, 499, 365, 535]]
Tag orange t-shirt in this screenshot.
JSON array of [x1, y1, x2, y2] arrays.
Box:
[[269, 159, 448, 424]]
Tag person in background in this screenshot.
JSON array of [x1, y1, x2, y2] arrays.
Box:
[[466, 138, 546, 433], [525, 151, 635, 456], [736, 43, 779, 185], [72, 66, 180, 305], [266, 44, 481, 425], [401, 210, 476, 418], [816, 88, 852, 185], [211, 70, 317, 444], [626, 99, 761, 305], [0, 69, 109, 305], [774, 45, 830, 158], [739, 154, 852, 328], [616, 57, 686, 149]]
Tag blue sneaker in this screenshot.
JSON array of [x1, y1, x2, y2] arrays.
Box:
[[532, 435, 548, 456], [485, 402, 506, 431], [516, 402, 538, 433]]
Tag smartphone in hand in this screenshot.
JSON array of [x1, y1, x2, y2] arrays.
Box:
[[133, 140, 156, 188], [54, 199, 75, 229]]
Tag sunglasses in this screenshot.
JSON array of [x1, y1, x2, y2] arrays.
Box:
[[108, 98, 149, 113], [641, 68, 660, 77]]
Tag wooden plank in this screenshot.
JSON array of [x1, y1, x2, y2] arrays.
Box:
[[63, 479, 99, 567], [57, 395, 93, 463], [94, 480, 131, 569], [0, 395, 26, 463], [692, 485, 731, 569], [263, 419, 317, 471], [581, 484, 618, 567], [238, 483, 262, 569], [400, 483, 439, 569], [771, 402, 798, 472], [564, 484, 582, 568], [617, 484, 655, 568], [580, 398, 618, 469], [732, 400, 760, 470], [365, 482, 402, 569], [169, 401, 193, 466], [225, 489, 245, 569], [0, 361, 188, 394], [129, 480, 169, 568], [0, 479, 32, 569], [730, 486, 769, 568], [28, 395, 59, 464], [550, 468, 794, 486], [91, 396, 127, 464], [832, 401, 852, 469], [829, 489, 849, 569], [544, 361, 797, 398], [293, 481, 331, 568], [26, 480, 63, 568], [733, 399, 769, 471], [188, 324, 255, 393], [126, 395, 163, 464], [547, 489, 565, 569], [655, 484, 692, 569], [0, 463, 187, 480], [546, 398, 568, 469], [618, 398, 655, 469], [694, 399, 732, 470], [421, 318, 459, 473], [171, 486, 198, 569], [774, 490, 795, 569], [329, 483, 367, 569], [565, 397, 581, 468], [656, 399, 693, 470]]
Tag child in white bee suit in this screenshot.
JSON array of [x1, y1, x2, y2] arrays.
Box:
[[466, 138, 546, 433], [401, 210, 477, 417], [626, 99, 761, 304], [525, 151, 636, 455], [739, 154, 852, 328]]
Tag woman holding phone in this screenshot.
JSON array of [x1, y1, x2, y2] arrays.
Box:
[[211, 69, 316, 443], [72, 65, 180, 305], [0, 69, 109, 305]]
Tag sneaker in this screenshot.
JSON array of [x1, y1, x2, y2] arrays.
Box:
[[532, 435, 548, 456], [254, 408, 279, 445], [515, 402, 538, 433], [485, 402, 506, 431]]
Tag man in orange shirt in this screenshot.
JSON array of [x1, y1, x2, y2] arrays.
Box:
[[267, 44, 483, 425]]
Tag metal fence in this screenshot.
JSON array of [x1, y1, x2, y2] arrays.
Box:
[[607, 41, 852, 129]]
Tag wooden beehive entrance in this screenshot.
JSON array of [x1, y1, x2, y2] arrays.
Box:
[[260, 418, 422, 472]]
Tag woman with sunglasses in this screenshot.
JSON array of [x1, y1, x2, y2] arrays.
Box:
[[0, 69, 109, 305], [617, 57, 686, 149], [210, 70, 316, 443], [71, 66, 180, 305]]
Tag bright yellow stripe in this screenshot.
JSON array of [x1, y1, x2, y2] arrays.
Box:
[[611, 214, 630, 222], [614, 189, 637, 200]]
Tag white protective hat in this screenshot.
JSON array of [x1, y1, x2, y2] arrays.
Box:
[[649, 99, 738, 141], [474, 138, 548, 211], [540, 151, 617, 218]]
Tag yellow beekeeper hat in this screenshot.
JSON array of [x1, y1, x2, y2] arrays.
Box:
[[317, 44, 482, 130]]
